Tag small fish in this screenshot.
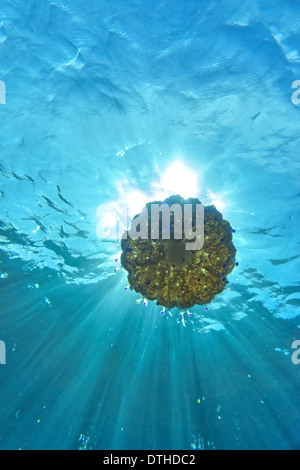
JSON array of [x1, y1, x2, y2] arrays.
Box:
[[251, 112, 260, 120]]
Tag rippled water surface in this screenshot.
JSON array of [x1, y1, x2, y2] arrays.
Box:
[[0, 0, 300, 450]]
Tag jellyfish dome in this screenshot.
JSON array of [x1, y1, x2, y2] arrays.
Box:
[[121, 195, 236, 310]]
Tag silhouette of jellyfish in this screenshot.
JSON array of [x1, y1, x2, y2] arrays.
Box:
[[121, 195, 236, 310]]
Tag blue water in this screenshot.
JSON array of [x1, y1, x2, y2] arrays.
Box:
[[0, 0, 300, 450]]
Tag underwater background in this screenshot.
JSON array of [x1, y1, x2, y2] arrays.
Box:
[[0, 0, 300, 450]]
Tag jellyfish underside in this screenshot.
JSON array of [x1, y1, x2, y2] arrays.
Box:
[[121, 195, 236, 310]]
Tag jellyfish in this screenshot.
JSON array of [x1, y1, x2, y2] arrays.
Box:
[[120, 195, 236, 311]]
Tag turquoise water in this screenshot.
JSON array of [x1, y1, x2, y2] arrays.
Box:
[[0, 0, 300, 450]]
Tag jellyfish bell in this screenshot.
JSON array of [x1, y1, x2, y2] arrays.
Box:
[[120, 194, 237, 312]]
